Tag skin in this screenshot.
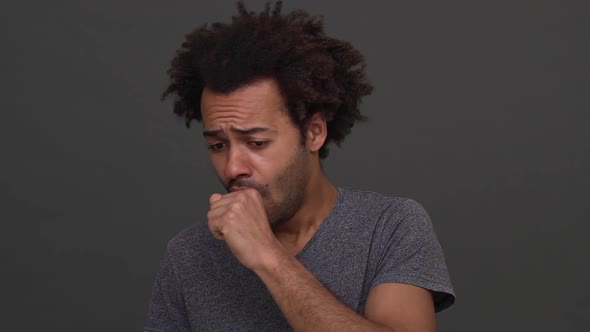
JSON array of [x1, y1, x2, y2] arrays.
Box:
[[201, 78, 436, 331]]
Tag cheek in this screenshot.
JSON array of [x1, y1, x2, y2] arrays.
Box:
[[270, 151, 306, 194], [248, 145, 283, 178], [253, 161, 275, 188]]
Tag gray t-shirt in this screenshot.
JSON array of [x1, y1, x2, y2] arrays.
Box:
[[145, 187, 455, 331]]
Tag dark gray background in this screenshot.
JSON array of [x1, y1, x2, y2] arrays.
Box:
[[2, 0, 589, 331]]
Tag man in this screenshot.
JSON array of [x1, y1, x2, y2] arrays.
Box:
[[146, 2, 455, 331]]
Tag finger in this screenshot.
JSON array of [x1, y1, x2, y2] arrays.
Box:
[[207, 204, 240, 230], [209, 196, 240, 212], [209, 193, 223, 204], [206, 204, 233, 220], [208, 222, 225, 240], [239, 187, 264, 202], [209, 190, 252, 209], [206, 211, 225, 240]]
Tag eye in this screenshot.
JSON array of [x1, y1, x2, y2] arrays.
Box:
[[208, 142, 226, 151], [249, 141, 268, 148]]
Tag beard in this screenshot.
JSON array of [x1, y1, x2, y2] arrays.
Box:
[[223, 144, 310, 227]]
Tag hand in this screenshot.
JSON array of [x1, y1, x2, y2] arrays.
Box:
[[207, 188, 285, 271]]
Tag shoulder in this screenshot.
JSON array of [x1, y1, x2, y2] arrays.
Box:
[[339, 187, 429, 221], [164, 222, 225, 265], [167, 223, 201, 251], [338, 187, 436, 242]]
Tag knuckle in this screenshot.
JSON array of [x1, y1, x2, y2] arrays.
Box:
[[242, 188, 257, 200], [249, 188, 261, 198], [207, 221, 217, 234], [236, 192, 248, 201], [226, 211, 237, 219]]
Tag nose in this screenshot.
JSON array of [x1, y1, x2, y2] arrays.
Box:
[[224, 144, 252, 182]]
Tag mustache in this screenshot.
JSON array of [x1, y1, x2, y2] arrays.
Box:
[[225, 179, 270, 197]]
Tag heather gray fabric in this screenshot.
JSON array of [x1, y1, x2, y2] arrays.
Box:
[[145, 187, 455, 331]]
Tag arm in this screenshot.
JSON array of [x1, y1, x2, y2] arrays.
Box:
[[254, 250, 435, 332], [364, 283, 436, 332], [207, 189, 439, 331]]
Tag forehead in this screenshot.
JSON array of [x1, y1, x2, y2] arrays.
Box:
[[201, 78, 290, 129]]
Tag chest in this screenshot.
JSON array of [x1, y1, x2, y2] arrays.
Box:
[[180, 224, 376, 330]]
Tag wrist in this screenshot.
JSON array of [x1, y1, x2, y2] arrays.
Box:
[[252, 240, 291, 277]]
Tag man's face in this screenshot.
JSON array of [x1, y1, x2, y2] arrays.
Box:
[[201, 78, 311, 226]]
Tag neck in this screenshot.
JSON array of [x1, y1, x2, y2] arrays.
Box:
[[272, 165, 339, 255]]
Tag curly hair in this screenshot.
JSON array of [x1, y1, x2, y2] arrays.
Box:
[[161, 1, 373, 159]]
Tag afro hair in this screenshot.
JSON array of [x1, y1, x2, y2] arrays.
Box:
[[162, 1, 374, 158]]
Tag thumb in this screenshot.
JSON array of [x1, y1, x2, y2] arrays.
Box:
[[209, 193, 223, 204]]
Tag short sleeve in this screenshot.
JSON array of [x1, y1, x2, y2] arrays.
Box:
[[371, 199, 456, 312], [144, 245, 191, 332]]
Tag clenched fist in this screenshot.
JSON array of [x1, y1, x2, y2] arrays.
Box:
[[207, 188, 285, 271]]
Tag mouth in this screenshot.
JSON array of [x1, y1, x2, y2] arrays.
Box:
[[227, 179, 269, 196], [229, 186, 248, 192]]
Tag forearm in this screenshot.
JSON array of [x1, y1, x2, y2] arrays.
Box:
[[255, 253, 392, 332]]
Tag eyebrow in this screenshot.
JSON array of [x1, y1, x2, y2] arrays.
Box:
[[202, 127, 273, 137]]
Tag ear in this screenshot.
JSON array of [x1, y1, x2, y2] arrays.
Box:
[[306, 112, 328, 153]]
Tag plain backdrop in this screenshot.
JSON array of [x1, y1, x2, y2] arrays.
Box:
[[2, 0, 589, 331]]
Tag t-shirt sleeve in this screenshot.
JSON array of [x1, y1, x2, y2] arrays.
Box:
[[144, 244, 191, 332], [371, 198, 456, 312]]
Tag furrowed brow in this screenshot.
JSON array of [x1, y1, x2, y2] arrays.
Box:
[[202, 127, 273, 137], [231, 127, 272, 135], [203, 129, 221, 137]]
